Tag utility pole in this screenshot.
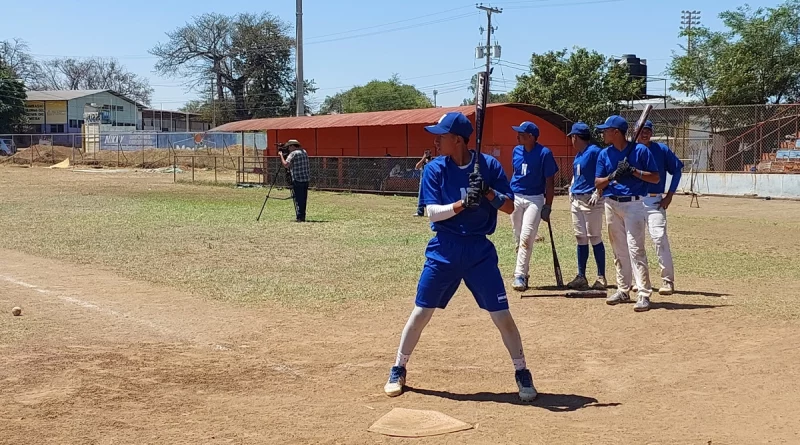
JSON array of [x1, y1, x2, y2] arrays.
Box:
[[295, 0, 304, 117], [476, 4, 501, 100], [680, 10, 701, 53], [433, 90, 438, 107]]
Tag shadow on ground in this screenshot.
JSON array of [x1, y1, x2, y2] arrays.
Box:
[[651, 302, 725, 310], [406, 387, 621, 412]]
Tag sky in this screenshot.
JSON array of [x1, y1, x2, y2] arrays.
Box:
[[2, 0, 786, 112]]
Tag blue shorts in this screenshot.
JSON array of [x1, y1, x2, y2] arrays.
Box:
[[415, 232, 509, 312]]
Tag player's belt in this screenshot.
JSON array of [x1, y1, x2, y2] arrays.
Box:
[[608, 195, 641, 202], [648, 193, 662, 197]]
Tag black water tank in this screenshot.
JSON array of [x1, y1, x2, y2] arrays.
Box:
[[617, 54, 647, 97]]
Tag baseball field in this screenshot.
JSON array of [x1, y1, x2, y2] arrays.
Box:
[[1, 165, 799, 444]]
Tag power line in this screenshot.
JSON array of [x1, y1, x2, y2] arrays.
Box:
[[502, 0, 624, 9], [24, 10, 478, 61]]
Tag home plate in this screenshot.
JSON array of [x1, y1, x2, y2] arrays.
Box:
[[368, 407, 473, 438]]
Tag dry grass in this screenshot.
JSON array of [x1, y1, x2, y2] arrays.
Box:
[[0, 145, 259, 171], [1, 166, 799, 319]]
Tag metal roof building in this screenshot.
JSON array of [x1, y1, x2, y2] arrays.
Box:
[[210, 103, 574, 176]]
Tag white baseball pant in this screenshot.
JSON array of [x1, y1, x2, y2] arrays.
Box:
[[604, 197, 652, 297], [511, 193, 545, 278], [642, 194, 675, 284], [570, 194, 605, 246]]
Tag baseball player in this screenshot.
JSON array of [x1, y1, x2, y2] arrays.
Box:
[[636, 120, 684, 295], [565, 122, 607, 290], [383, 111, 538, 402], [594, 115, 660, 312], [508, 121, 559, 291]]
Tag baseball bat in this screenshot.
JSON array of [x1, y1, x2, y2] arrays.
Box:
[[546, 219, 564, 288], [624, 104, 654, 161], [473, 69, 491, 176]]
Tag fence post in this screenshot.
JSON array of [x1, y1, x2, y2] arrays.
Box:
[[214, 156, 217, 183], [192, 155, 195, 182], [173, 152, 177, 183]]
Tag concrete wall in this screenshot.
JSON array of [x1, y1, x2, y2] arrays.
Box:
[[680, 173, 800, 199]]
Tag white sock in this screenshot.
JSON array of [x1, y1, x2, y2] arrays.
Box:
[[395, 352, 410, 367], [512, 357, 527, 371]]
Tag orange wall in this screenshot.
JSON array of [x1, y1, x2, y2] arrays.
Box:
[[481, 107, 570, 177], [262, 106, 570, 176]]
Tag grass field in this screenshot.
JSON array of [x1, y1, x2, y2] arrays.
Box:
[[1, 165, 800, 444]]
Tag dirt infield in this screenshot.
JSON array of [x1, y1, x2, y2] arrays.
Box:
[[1, 166, 800, 444]]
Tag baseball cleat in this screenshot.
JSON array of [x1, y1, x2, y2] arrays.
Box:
[[592, 276, 608, 290], [384, 366, 406, 397], [658, 281, 674, 295], [515, 369, 538, 402], [634, 296, 651, 312], [606, 290, 631, 305], [566, 275, 589, 290], [512, 275, 528, 291]]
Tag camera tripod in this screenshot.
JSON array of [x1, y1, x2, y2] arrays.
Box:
[[256, 162, 298, 221]]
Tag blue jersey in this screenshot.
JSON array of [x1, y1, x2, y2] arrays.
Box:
[[596, 143, 658, 197], [419, 151, 513, 237], [645, 142, 684, 194], [510, 143, 559, 196], [571, 144, 602, 195]]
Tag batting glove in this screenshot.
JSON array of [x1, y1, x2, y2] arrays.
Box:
[[469, 171, 490, 196], [462, 186, 482, 209], [541, 204, 552, 222], [589, 190, 600, 206]]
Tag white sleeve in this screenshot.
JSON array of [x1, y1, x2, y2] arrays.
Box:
[[426, 203, 457, 222]]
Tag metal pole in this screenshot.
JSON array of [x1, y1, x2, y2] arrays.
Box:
[[295, 0, 304, 117]]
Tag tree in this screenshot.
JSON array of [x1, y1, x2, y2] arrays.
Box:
[[150, 12, 316, 122], [318, 75, 432, 114], [509, 47, 644, 125], [666, 27, 727, 106], [460, 73, 510, 105], [29, 57, 153, 106], [0, 63, 27, 133], [668, 0, 800, 105], [0, 38, 38, 85]]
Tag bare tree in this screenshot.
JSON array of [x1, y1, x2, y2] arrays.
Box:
[[30, 57, 153, 105], [0, 38, 38, 84], [151, 11, 314, 121], [150, 13, 232, 101]]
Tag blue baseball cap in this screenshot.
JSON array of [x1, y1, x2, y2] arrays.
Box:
[[595, 115, 629, 133], [425, 112, 473, 140], [643, 120, 654, 130], [511, 121, 540, 138], [567, 122, 591, 137]]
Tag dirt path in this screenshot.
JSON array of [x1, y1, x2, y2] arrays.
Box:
[[1, 248, 799, 444]]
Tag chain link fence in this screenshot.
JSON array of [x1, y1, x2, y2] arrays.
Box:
[[242, 155, 579, 196], [0, 132, 264, 170], [621, 104, 800, 173]]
